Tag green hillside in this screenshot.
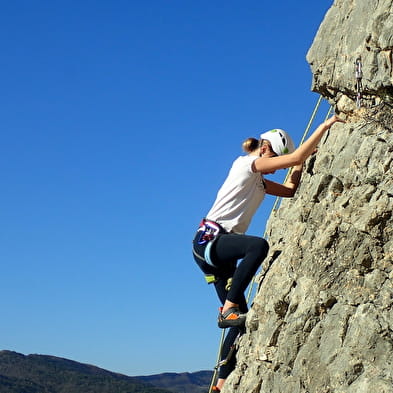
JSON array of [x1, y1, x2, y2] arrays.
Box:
[[0, 350, 174, 393], [138, 371, 213, 393]]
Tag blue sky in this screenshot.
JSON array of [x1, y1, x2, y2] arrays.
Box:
[[1, 1, 333, 376]]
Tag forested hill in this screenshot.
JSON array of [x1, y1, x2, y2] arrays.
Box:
[[0, 350, 175, 393]]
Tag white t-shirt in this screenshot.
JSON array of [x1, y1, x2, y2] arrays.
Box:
[[206, 155, 266, 234]]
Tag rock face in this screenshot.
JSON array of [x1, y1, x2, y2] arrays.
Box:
[[223, 1, 393, 392], [307, 0, 393, 111]]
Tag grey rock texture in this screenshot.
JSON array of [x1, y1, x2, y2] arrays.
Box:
[[222, 1, 393, 392], [307, 0, 393, 111]]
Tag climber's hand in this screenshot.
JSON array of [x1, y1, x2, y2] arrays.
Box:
[[325, 115, 345, 128]]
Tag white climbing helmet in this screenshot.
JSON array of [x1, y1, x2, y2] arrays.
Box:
[[259, 128, 295, 156]]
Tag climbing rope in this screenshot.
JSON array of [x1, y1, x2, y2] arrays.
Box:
[[355, 57, 363, 108], [208, 96, 333, 393], [270, 94, 333, 214], [208, 329, 225, 393]]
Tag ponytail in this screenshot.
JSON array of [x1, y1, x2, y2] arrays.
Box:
[[242, 137, 259, 153]]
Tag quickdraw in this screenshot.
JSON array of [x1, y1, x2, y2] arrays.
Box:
[[355, 57, 363, 108]]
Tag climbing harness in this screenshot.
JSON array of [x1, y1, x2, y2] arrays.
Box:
[[193, 219, 229, 284], [196, 219, 223, 246], [207, 96, 334, 393], [355, 57, 363, 108]]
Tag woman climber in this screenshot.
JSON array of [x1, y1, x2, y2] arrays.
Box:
[[192, 114, 344, 392]]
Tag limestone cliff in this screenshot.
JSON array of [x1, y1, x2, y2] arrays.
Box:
[[223, 1, 393, 392]]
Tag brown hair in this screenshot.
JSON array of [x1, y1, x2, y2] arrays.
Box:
[[242, 137, 271, 153], [242, 137, 259, 153]]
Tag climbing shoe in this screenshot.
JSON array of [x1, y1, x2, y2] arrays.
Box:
[[212, 386, 221, 392], [218, 307, 246, 328]]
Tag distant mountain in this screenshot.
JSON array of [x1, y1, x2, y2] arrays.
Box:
[[0, 350, 174, 393], [137, 371, 213, 393], [0, 350, 213, 393]]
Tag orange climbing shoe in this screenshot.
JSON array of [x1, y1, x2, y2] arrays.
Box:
[[217, 307, 246, 328], [212, 386, 221, 392]]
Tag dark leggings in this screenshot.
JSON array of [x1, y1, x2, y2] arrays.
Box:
[[209, 234, 269, 379]]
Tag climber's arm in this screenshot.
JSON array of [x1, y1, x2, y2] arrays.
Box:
[[253, 115, 344, 174], [264, 164, 303, 197]]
